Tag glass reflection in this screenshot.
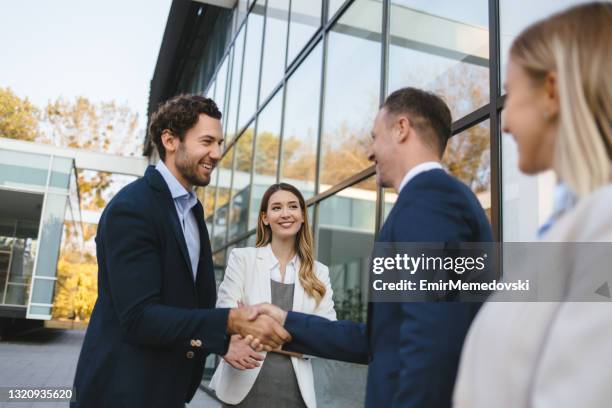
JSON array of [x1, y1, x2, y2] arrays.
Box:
[[280, 41, 323, 199], [287, 0, 322, 67], [328, 0, 347, 20], [320, 0, 382, 192], [229, 129, 254, 240], [260, 0, 289, 105], [388, 0, 489, 120], [238, 1, 265, 132], [214, 56, 230, 117], [442, 119, 491, 217], [213, 147, 234, 249], [226, 28, 246, 141], [317, 177, 376, 323], [249, 89, 283, 229]]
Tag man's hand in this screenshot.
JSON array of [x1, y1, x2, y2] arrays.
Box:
[[242, 303, 289, 351], [223, 334, 265, 370], [246, 303, 288, 326], [227, 305, 291, 351]]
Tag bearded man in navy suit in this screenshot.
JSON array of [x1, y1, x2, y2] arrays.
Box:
[[250, 87, 493, 407], [71, 95, 290, 407]]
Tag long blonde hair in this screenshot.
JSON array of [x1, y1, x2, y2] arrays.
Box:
[[255, 183, 326, 305], [510, 2, 612, 197]]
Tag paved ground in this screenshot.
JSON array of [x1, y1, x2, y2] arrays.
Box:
[[0, 329, 220, 407]]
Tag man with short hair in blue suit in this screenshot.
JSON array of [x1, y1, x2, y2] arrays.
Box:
[[71, 95, 290, 407], [251, 87, 493, 407]]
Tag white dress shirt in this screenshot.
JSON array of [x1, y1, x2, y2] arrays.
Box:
[[155, 160, 200, 280], [263, 243, 298, 284], [397, 161, 443, 194]]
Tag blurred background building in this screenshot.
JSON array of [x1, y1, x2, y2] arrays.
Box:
[[0, 136, 146, 333]]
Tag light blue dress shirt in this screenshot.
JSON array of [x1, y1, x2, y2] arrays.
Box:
[[155, 160, 200, 280]]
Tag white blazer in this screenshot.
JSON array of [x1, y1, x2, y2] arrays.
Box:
[[454, 184, 612, 408], [210, 245, 337, 408]]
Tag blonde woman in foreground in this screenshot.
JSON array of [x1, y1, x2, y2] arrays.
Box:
[[210, 183, 336, 408], [454, 3, 612, 407]]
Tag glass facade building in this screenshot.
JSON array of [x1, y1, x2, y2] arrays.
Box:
[[147, 0, 593, 403], [0, 146, 82, 320]]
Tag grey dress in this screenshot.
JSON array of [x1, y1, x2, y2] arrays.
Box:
[[223, 280, 307, 408]]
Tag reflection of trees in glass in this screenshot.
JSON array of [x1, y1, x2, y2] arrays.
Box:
[[282, 135, 317, 182], [392, 62, 490, 193], [254, 132, 280, 176], [234, 129, 254, 172], [443, 122, 490, 193], [321, 121, 374, 188], [390, 53, 489, 120]]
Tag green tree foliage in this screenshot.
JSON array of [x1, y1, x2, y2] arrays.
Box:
[[0, 87, 39, 141]]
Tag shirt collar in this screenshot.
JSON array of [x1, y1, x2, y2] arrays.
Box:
[[398, 161, 443, 194], [265, 243, 298, 270], [155, 160, 194, 200]]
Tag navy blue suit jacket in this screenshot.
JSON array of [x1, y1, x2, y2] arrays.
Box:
[[72, 166, 230, 407], [284, 169, 493, 407]]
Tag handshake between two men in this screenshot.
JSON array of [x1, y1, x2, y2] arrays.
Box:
[[226, 303, 290, 353]]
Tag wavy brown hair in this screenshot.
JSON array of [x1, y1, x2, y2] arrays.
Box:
[[256, 183, 326, 305]]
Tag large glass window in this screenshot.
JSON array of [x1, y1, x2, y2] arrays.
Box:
[[213, 147, 234, 249], [249, 89, 283, 229], [317, 176, 376, 323], [237, 1, 265, 133], [280, 41, 323, 199], [259, 0, 289, 105], [442, 119, 491, 219], [328, 0, 347, 20], [388, 0, 489, 120], [319, 0, 382, 192], [229, 129, 254, 240], [287, 0, 322, 67], [214, 55, 230, 117], [225, 28, 246, 141]]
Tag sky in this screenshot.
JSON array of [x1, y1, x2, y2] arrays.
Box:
[[0, 0, 172, 130]]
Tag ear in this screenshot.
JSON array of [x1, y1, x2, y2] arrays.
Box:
[[543, 71, 559, 118], [394, 115, 412, 144], [262, 213, 269, 226], [161, 129, 178, 155]]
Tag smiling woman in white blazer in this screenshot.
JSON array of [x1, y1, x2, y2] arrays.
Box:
[[210, 183, 336, 408]]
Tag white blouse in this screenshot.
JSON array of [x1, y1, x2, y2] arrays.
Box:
[[263, 243, 298, 284]]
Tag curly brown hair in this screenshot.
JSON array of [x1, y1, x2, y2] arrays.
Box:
[[148, 94, 222, 161]]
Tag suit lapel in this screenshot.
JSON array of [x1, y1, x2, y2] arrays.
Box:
[[194, 200, 216, 307], [145, 166, 195, 284], [256, 247, 272, 304]]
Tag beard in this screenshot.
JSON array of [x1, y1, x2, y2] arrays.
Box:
[[175, 142, 211, 187]]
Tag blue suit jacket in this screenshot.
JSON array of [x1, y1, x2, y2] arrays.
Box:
[[72, 166, 230, 408], [284, 169, 493, 407]]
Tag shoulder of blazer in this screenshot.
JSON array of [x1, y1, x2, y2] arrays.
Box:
[[313, 260, 329, 277], [228, 246, 258, 263]]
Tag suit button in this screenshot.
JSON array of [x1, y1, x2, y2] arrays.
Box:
[[194, 340, 202, 348], [186, 351, 195, 359], [190, 339, 197, 347]]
